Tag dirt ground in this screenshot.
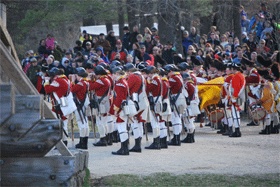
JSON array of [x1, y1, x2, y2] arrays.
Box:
[[76, 117, 280, 179]]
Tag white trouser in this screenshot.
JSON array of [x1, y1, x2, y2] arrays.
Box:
[[223, 108, 233, 127], [231, 105, 240, 128], [107, 115, 114, 134], [271, 112, 279, 126], [117, 122, 128, 142], [159, 121, 168, 138], [171, 111, 182, 135], [264, 113, 271, 127], [149, 111, 160, 138], [131, 122, 141, 139], [184, 117, 195, 133], [138, 122, 144, 138], [96, 115, 107, 138], [74, 109, 89, 137]]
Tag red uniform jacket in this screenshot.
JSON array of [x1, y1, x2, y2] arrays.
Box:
[[109, 77, 128, 122], [169, 73, 183, 95], [44, 75, 71, 119], [147, 75, 161, 97], [161, 77, 169, 99], [89, 76, 111, 97], [231, 71, 245, 98], [71, 79, 88, 102], [127, 72, 142, 95], [190, 72, 197, 86], [185, 82, 195, 100], [245, 68, 260, 99], [222, 74, 234, 98], [45, 76, 70, 98]]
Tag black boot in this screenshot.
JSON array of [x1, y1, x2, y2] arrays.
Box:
[[259, 126, 270, 135], [145, 137, 161, 150], [192, 132, 195, 142], [217, 124, 226, 134], [229, 127, 241, 137], [222, 126, 233, 136], [129, 137, 142, 152], [219, 125, 228, 134], [76, 137, 88, 150], [112, 131, 119, 143], [169, 134, 181, 146], [83, 137, 88, 149], [181, 133, 194, 143], [160, 137, 168, 149], [107, 133, 113, 146], [247, 121, 258, 126], [271, 124, 279, 134], [63, 141, 68, 146], [75, 137, 83, 149], [112, 139, 129, 155], [93, 137, 107, 146]]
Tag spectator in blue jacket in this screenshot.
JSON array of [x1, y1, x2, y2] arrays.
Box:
[[182, 30, 193, 58]]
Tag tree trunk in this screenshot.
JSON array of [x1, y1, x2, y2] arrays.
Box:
[[232, 0, 241, 40], [157, 0, 179, 49], [117, 0, 125, 39], [105, 21, 113, 34], [212, 0, 234, 35], [139, 0, 154, 32], [126, 0, 139, 31]]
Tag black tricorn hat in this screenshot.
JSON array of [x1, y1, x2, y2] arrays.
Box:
[[241, 56, 254, 67], [212, 59, 226, 71], [257, 55, 272, 68], [191, 55, 201, 66], [257, 68, 270, 77], [271, 63, 280, 80]]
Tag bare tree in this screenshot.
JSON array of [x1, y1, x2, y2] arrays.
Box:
[[126, 0, 139, 31], [117, 0, 125, 39]]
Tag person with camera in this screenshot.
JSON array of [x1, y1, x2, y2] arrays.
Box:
[[89, 65, 111, 147], [69, 67, 90, 149]]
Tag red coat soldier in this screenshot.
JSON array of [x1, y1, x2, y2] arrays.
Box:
[[229, 63, 246, 137], [109, 67, 130, 155], [44, 67, 72, 146], [144, 66, 162, 150], [89, 65, 111, 146], [70, 67, 90, 149], [164, 64, 186, 146], [124, 63, 149, 153]]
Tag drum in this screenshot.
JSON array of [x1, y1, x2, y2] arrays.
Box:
[[209, 109, 224, 123], [249, 102, 266, 121]]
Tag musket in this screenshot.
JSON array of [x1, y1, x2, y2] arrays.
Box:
[[71, 114, 74, 147], [166, 121, 171, 141], [89, 92, 97, 142], [144, 122, 148, 141], [232, 102, 240, 128]]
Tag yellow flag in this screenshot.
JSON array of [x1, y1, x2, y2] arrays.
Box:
[[198, 77, 224, 110]]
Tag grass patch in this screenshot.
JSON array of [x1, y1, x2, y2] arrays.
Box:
[[91, 173, 280, 187], [82, 168, 91, 187]]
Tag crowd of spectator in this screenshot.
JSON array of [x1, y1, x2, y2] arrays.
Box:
[[21, 2, 279, 91]]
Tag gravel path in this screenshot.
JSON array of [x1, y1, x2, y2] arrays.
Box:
[[82, 118, 280, 178]]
